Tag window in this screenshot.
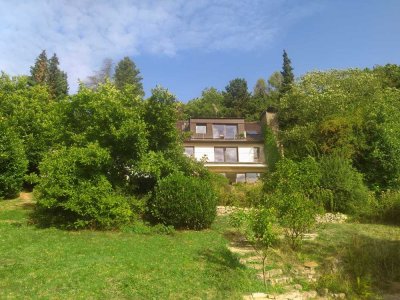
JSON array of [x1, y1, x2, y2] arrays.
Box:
[[212, 124, 237, 139], [235, 173, 259, 183], [253, 147, 260, 161], [246, 173, 259, 183], [184, 147, 194, 157], [214, 147, 238, 162], [195, 124, 207, 134], [236, 173, 246, 183]]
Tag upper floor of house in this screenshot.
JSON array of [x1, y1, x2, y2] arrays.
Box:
[[176, 118, 263, 143]]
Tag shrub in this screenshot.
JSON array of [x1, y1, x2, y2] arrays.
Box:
[[150, 172, 217, 230], [319, 154, 369, 213], [268, 192, 319, 249], [230, 207, 279, 287], [0, 121, 28, 199], [359, 190, 400, 225], [219, 182, 263, 207], [35, 144, 134, 229]]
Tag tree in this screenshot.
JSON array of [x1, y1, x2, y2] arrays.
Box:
[[34, 143, 134, 229], [280, 50, 294, 95], [30, 50, 48, 85], [48, 54, 68, 99], [144, 86, 180, 152], [184, 87, 225, 118], [223, 78, 251, 117], [114, 57, 144, 95], [230, 208, 279, 287], [253, 78, 268, 98], [0, 121, 28, 199], [85, 58, 113, 89], [0, 74, 57, 174], [60, 82, 148, 189]]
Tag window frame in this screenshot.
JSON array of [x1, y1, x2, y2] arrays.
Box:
[[195, 124, 207, 134], [214, 147, 238, 162]]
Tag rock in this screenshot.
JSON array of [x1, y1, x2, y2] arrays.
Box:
[[316, 213, 348, 224], [293, 284, 302, 290], [319, 288, 329, 296], [304, 261, 319, 269], [252, 292, 269, 299]]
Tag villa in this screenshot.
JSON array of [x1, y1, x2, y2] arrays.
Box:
[[177, 110, 277, 183]]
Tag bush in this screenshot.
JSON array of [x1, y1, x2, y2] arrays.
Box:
[[359, 190, 400, 225], [0, 121, 28, 199], [218, 182, 263, 207], [35, 144, 134, 229], [267, 192, 319, 249], [319, 154, 369, 213], [150, 172, 217, 230]]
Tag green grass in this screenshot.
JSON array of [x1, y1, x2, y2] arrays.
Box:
[[2, 196, 400, 299], [0, 197, 264, 299]]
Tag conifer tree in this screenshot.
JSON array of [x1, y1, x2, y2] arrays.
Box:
[[280, 50, 294, 95], [114, 57, 144, 95], [30, 50, 48, 85], [48, 54, 68, 98]]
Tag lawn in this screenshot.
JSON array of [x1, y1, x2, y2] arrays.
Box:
[[0, 195, 263, 299], [1, 195, 400, 299]]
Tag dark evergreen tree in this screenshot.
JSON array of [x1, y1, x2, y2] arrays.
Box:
[[114, 57, 144, 95], [48, 54, 68, 99], [280, 50, 294, 95], [30, 50, 48, 85]]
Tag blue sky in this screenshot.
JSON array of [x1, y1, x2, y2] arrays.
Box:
[[1, 0, 399, 102]]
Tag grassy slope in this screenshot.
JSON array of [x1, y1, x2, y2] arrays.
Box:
[[1, 195, 400, 299], [0, 196, 263, 300]]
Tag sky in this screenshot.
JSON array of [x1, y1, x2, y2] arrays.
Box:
[[1, 0, 399, 102]]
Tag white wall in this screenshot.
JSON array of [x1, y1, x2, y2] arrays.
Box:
[[193, 146, 256, 162], [194, 147, 214, 162], [238, 147, 255, 163]]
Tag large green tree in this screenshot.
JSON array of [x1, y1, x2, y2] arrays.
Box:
[[48, 54, 68, 99], [184, 87, 225, 118], [280, 50, 294, 95], [114, 57, 144, 95], [30, 51, 69, 99], [144, 86, 179, 152], [223, 78, 251, 117], [30, 50, 48, 85], [60, 83, 148, 188], [0, 74, 57, 174], [0, 120, 28, 199]]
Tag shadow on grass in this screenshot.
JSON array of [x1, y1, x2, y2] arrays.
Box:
[[199, 247, 246, 270]]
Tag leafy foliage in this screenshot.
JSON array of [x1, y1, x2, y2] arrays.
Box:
[[0, 74, 57, 174], [0, 121, 28, 199], [35, 144, 134, 229], [319, 154, 370, 213], [150, 172, 217, 230], [60, 83, 147, 188], [230, 207, 279, 287]]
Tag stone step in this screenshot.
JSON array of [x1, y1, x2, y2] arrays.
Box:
[[245, 290, 319, 300], [268, 276, 293, 285]]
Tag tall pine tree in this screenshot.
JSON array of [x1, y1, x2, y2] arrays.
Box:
[[280, 50, 294, 95], [48, 54, 68, 99], [30, 50, 48, 85], [114, 57, 143, 95], [30, 51, 68, 99]]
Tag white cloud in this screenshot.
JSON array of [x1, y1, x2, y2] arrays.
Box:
[[0, 0, 321, 92]]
